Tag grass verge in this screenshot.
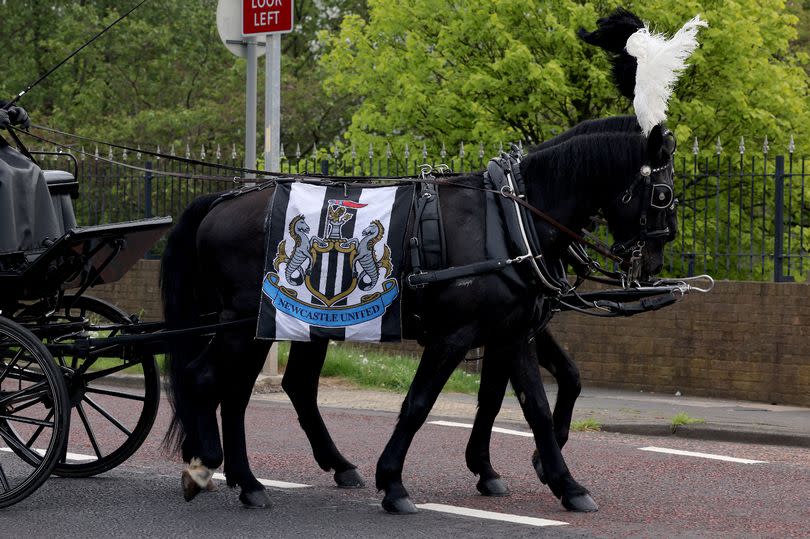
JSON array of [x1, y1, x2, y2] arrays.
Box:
[[277, 342, 481, 394]]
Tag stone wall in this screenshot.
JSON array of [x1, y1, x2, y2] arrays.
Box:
[[91, 260, 810, 406]]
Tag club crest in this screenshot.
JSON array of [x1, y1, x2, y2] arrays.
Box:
[[263, 198, 399, 328]]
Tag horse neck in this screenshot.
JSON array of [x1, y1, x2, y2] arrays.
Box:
[[521, 134, 644, 250]]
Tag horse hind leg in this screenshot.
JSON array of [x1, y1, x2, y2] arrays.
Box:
[[220, 333, 273, 508], [179, 338, 224, 502], [465, 349, 510, 497], [282, 340, 364, 488]]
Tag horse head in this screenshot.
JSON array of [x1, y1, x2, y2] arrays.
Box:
[[291, 215, 310, 237], [602, 124, 678, 281], [361, 222, 379, 238]]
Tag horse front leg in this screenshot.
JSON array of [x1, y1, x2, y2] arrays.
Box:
[[376, 333, 472, 514], [465, 349, 511, 497], [282, 340, 364, 488], [508, 337, 598, 513], [534, 328, 581, 450]]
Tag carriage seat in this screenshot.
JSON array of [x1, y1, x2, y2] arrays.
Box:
[[43, 170, 79, 235]]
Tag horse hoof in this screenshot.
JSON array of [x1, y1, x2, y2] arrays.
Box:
[[334, 468, 365, 489], [239, 488, 272, 509], [531, 450, 547, 484], [476, 477, 510, 497], [562, 493, 599, 513], [381, 494, 418, 514], [181, 470, 202, 502]]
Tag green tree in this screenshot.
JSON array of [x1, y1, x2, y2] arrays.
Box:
[[321, 0, 810, 157], [0, 0, 367, 154]]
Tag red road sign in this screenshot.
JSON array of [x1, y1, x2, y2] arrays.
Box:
[[242, 0, 293, 36]]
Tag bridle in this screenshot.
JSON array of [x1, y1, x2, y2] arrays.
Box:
[[609, 154, 677, 283]]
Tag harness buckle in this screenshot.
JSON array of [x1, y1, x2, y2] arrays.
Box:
[[407, 271, 428, 289]]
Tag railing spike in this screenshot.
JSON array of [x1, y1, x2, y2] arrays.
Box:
[[136, 145, 142, 161], [122, 148, 128, 161], [171, 144, 177, 157], [231, 143, 237, 160], [200, 144, 206, 160], [94, 145, 99, 160], [386, 142, 392, 159], [404, 142, 410, 160], [368, 142, 374, 160], [479, 142, 485, 159], [788, 135, 795, 154], [739, 136, 745, 155], [762, 135, 769, 155], [440, 142, 446, 159], [715, 136, 722, 155], [280, 143, 286, 159], [295, 143, 301, 159], [498, 141, 504, 154], [333, 145, 340, 159], [421, 143, 427, 160], [156, 145, 161, 160], [80, 145, 86, 160], [312, 144, 318, 159], [108, 146, 114, 160], [185, 143, 191, 159], [216, 144, 222, 160], [459, 141, 465, 158], [351, 144, 357, 160], [692, 137, 699, 155]]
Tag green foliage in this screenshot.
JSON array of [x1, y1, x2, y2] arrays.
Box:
[[570, 418, 602, 432], [670, 411, 705, 429], [321, 0, 810, 156], [0, 0, 365, 153]]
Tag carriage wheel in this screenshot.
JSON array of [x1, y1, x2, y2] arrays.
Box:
[[0, 316, 70, 508], [22, 296, 160, 478]]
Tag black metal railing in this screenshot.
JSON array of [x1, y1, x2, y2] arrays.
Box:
[[37, 150, 809, 282]]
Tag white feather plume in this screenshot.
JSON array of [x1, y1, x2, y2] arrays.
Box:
[[625, 15, 708, 136]]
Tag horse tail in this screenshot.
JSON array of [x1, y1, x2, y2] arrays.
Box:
[[160, 193, 221, 454]]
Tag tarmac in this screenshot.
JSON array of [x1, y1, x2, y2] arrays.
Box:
[[253, 375, 810, 448]]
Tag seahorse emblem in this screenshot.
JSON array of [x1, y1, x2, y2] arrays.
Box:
[[348, 219, 392, 291], [274, 215, 321, 286]]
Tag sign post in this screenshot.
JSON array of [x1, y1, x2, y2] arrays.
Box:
[[241, 0, 294, 377], [217, 0, 292, 378]]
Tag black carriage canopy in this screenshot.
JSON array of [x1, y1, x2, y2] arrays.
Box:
[[0, 141, 62, 254]]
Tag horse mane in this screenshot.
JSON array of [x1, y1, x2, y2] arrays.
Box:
[[528, 115, 640, 153], [522, 130, 647, 204]]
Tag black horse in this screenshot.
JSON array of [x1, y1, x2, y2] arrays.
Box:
[[274, 115, 650, 505], [160, 121, 677, 513]]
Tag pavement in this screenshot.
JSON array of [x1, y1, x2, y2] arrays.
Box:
[[253, 375, 810, 448]]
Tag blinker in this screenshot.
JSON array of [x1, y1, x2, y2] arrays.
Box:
[[640, 165, 652, 177]]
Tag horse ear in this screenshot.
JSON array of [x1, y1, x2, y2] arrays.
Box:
[[646, 124, 666, 164]]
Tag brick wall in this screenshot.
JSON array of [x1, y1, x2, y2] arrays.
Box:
[[92, 261, 810, 406], [549, 281, 810, 407], [90, 260, 163, 322]]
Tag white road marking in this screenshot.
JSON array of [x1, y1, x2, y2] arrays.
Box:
[[211, 472, 311, 489], [0, 447, 95, 461], [639, 446, 767, 464], [417, 503, 568, 527], [428, 420, 533, 438]]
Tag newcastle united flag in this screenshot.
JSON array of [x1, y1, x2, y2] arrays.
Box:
[[257, 181, 413, 342]]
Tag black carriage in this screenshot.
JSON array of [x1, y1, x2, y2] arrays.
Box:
[[0, 157, 172, 508]]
